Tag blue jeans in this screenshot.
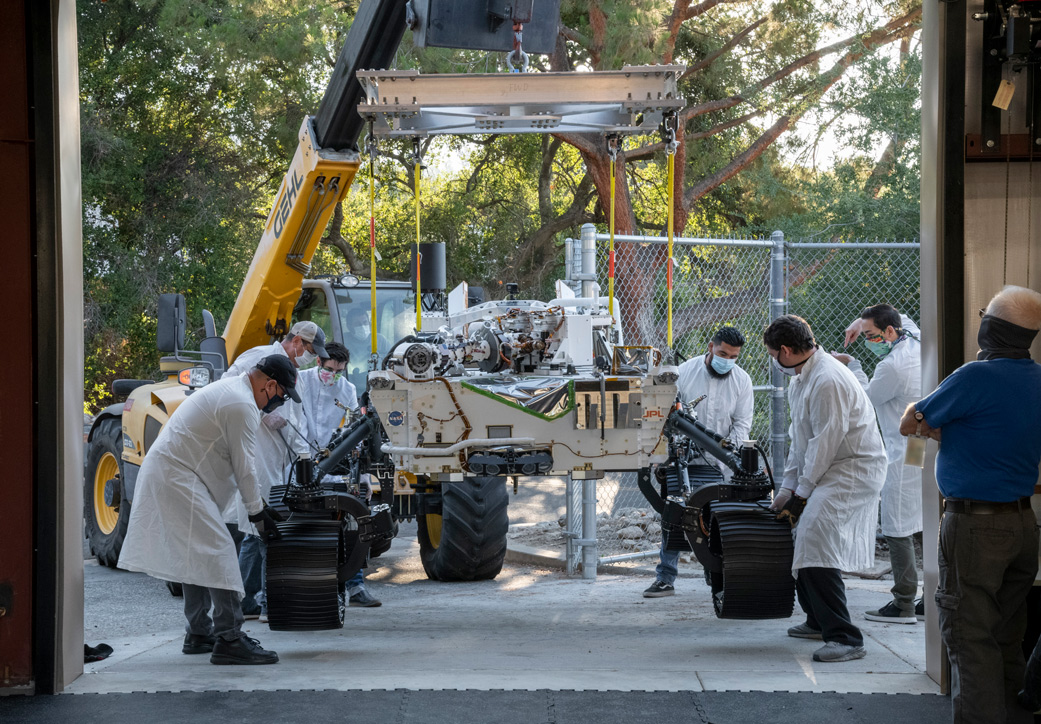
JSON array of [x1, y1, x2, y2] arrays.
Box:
[[239, 534, 267, 614], [655, 532, 679, 585], [346, 568, 366, 595]]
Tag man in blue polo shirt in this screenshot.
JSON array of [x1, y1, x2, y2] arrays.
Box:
[[900, 284, 1041, 724]]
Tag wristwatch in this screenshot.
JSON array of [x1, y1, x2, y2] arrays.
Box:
[[914, 410, 924, 435]]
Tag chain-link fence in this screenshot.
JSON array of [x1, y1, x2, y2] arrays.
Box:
[[564, 227, 920, 565]]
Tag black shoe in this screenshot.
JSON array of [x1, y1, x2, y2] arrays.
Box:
[[182, 632, 216, 655], [643, 580, 675, 598], [210, 634, 279, 665], [349, 589, 382, 608], [864, 600, 917, 624], [915, 598, 925, 621]]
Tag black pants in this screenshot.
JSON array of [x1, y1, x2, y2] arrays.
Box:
[[795, 567, 862, 647], [937, 508, 1037, 724]]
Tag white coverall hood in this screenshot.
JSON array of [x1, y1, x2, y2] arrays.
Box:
[[297, 366, 359, 448], [782, 351, 887, 572], [117, 375, 263, 594], [847, 318, 922, 537]]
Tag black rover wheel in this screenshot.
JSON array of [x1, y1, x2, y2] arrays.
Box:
[[84, 418, 131, 568], [416, 476, 509, 581]]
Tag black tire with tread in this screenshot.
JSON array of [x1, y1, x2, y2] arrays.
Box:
[[84, 418, 131, 568], [416, 476, 508, 582]]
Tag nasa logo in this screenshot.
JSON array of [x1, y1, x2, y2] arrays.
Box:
[[388, 410, 404, 426]]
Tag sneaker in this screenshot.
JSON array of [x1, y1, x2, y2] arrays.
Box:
[[258, 612, 269, 624], [865, 601, 917, 624], [642, 580, 675, 598], [349, 589, 382, 608], [915, 598, 925, 621], [787, 623, 823, 640], [812, 641, 867, 662], [242, 604, 261, 620], [210, 634, 278, 665], [182, 632, 216, 655]]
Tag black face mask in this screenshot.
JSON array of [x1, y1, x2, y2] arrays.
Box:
[[977, 315, 1039, 360], [262, 388, 287, 414]]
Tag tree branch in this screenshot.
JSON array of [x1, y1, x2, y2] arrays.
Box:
[[680, 17, 765, 81]]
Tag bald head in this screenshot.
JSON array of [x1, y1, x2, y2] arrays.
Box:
[[986, 285, 1041, 330]]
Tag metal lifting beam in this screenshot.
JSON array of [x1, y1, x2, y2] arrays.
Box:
[[357, 65, 686, 136]]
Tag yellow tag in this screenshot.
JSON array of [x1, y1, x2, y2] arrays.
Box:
[[993, 79, 1016, 110]]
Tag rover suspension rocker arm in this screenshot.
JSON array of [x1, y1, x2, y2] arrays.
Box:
[[648, 408, 794, 619], [284, 410, 394, 546]]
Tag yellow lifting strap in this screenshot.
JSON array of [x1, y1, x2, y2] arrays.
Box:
[[369, 152, 378, 359], [414, 149, 422, 332]]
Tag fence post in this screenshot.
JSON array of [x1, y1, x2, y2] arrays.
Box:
[[769, 230, 787, 484], [579, 223, 597, 300]]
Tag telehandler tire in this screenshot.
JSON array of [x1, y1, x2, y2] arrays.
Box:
[[416, 476, 508, 581], [84, 418, 131, 568]]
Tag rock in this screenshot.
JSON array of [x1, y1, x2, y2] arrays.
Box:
[[617, 525, 645, 540], [645, 522, 661, 537], [557, 515, 567, 528]]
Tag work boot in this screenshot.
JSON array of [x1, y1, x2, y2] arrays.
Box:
[[812, 642, 866, 662], [182, 632, 216, 655], [349, 589, 382, 608], [642, 580, 675, 598], [864, 600, 917, 624], [787, 623, 823, 640], [210, 634, 279, 665]]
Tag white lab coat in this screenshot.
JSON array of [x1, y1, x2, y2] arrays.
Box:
[[297, 367, 359, 447], [782, 350, 887, 572], [117, 375, 263, 594], [676, 356, 754, 473], [223, 341, 308, 532], [847, 323, 922, 537]]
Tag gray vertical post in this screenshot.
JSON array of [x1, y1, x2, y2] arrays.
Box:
[[564, 238, 574, 284], [579, 223, 597, 301], [565, 474, 578, 575], [582, 478, 597, 580], [769, 230, 788, 483]]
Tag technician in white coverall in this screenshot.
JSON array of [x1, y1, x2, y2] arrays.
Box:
[[764, 315, 887, 663], [118, 355, 298, 665], [831, 304, 923, 624], [297, 341, 381, 607], [223, 320, 326, 620]]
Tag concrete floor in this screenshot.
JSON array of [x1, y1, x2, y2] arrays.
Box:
[[71, 521, 938, 697]]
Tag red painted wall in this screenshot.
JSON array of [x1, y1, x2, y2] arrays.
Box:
[[0, 0, 36, 687]]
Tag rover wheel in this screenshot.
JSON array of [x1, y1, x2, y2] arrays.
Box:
[[416, 476, 508, 581]]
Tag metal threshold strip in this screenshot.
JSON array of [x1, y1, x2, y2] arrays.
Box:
[[357, 65, 686, 136]]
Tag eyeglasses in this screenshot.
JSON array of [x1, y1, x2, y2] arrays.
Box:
[[978, 308, 987, 319]]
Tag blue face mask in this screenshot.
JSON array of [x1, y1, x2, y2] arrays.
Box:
[[710, 355, 737, 375], [864, 339, 891, 358]]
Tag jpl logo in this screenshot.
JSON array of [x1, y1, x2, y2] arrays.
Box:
[[388, 411, 404, 426]]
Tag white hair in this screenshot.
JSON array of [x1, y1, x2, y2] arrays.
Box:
[[986, 285, 1041, 330]]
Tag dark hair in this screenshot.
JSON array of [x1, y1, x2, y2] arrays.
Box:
[[859, 303, 902, 333], [322, 341, 350, 365], [763, 315, 816, 353], [711, 326, 745, 348]]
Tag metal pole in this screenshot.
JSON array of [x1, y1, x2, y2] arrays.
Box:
[[564, 238, 574, 284], [769, 230, 787, 483], [582, 478, 597, 580], [565, 474, 578, 576], [579, 222, 597, 302]]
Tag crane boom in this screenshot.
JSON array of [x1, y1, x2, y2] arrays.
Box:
[[222, 0, 408, 361]]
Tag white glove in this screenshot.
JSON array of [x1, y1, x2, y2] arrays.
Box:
[[263, 412, 287, 430], [358, 475, 373, 502], [770, 487, 793, 512]]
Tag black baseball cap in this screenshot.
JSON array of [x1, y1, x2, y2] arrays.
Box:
[[255, 355, 301, 402]]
